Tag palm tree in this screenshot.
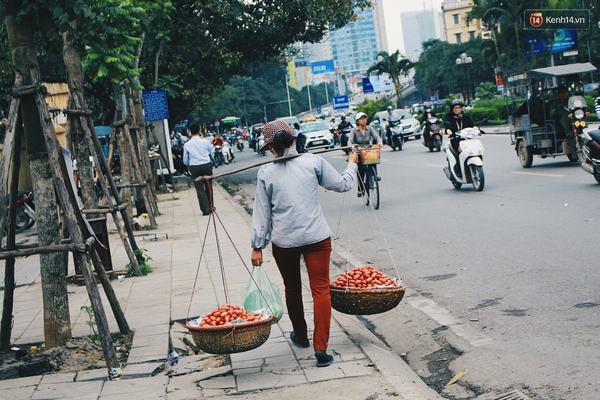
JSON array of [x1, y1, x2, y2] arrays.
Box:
[[367, 50, 414, 109]]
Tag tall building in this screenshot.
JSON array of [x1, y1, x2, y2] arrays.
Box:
[[330, 2, 387, 93], [442, 0, 481, 44], [401, 9, 445, 59]]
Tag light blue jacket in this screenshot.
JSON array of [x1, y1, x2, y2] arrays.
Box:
[[251, 148, 357, 249]]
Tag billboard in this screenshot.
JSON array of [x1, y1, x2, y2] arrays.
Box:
[[311, 60, 335, 75], [362, 74, 394, 93], [524, 29, 578, 57]]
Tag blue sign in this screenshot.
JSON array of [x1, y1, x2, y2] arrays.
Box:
[[143, 89, 169, 121], [524, 29, 578, 57], [311, 60, 335, 75], [332, 95, 350, 110], [362, 78, 374, 94]]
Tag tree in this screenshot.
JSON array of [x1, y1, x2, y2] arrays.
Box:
[[475, 82, 498, 100], [367, 51, 414, 109], [138, 0, 371, 126]]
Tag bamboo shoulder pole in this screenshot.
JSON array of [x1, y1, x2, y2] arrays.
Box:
[[194, 146, 353, 182]]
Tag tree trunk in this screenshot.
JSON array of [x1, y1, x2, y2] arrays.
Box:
[[112, 83, 134, 226], [63, 23, 98, 212], [3, 0, 72, 348]]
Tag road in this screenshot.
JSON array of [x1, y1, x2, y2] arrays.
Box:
[[220, 136, 600, 400]]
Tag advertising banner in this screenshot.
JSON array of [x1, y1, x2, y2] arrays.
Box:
[[311, 60, 335, 75], [524, 29, 578, 57]]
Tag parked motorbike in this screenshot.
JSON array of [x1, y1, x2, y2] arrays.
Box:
[[4, 190, 35, 233], [387, 120, 403, 151], [171, 147, 190, 177], [423, 117, 443, 152], [578, 129, 600, 184], [236, 136, 244, 151], [443, 124, 485, 191]]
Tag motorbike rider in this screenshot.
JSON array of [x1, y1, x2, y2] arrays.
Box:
[[444, 99, 475, 177], [337, 115, 353, 148], [384, 105, 400, 146], [293, 122, 307, 153], [349, 112, 383, 197], [549, 84, 576, 156], [420, 103, 437, 146]]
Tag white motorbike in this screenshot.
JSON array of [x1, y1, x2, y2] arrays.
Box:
[[443, 126, 485, 191], [257, 133, 266, 156], [222, 141, 232, 164]]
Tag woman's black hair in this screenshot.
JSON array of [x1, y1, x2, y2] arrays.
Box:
[[271, 130, 296, 157]]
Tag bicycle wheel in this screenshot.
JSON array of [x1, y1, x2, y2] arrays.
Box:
[[365, 166, 380, 209]]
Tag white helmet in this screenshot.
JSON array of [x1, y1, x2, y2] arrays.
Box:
[[355, 112, 368, 120]]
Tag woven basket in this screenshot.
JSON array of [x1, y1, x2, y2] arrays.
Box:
[[359, 148, 380, 165], [186, 315, 277, 354], [330, 285, 406, 315]]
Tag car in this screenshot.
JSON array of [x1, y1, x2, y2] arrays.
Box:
[[276, 116, 300, 129], [299, 119, 334, 150], [370, 109, 422, 143]]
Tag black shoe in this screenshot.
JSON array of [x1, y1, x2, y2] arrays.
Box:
[[315, 350, 334, 367], [290, 332, 310, 348]]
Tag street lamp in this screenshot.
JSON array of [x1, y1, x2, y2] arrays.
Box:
[[241, 77, 251, 127], [455, 53, 473, 104], [263, 100, 294, 123]]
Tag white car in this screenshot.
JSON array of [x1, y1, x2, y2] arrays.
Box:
[[370, 109, 422, 142], [300, 119, 334, 150]]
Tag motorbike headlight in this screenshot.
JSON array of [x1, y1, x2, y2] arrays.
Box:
[[574, 109, 585, 120]]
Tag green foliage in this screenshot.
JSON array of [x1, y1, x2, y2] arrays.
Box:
[[80, 305, 98, 340], [475, 82, 498, 100], [127, 248, 152, 276], [367, 51, 414, 109], [356, 98, 394, 120]]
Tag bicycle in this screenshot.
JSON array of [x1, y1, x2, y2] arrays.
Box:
[[356, 145, 380, 210]]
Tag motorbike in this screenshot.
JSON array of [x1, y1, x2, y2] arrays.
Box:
[[387, 120, 403, 151], [236, 136, 244, 151], [222, 141, 232, 164], [213, 145, 226, 166], [5, 190, 35, 233], [423, 117, 443, 152], [578, 128, 600, 184], [339, 126, 351, 154], [171, 146, 190, 176], [443, 124, 485, 191], [257, 133, 266, 156]]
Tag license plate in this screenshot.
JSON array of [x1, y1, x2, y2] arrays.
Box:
[[312, 140, 325, 145]]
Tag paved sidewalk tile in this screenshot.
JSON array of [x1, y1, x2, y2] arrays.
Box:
[[31, 381, 103, 399]]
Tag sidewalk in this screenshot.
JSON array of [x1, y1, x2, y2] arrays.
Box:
[[0, 183, 443, 400]]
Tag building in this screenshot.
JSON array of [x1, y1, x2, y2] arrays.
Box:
[[330, 2, 387, 93], [400, 9, 445, 59], [441, 0, 481, 44]]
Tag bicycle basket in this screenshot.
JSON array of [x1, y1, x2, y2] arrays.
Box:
[[359, 148, 380, 165]]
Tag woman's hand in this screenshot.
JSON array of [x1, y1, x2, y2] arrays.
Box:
[[373, 143, 382, 148], [347, 151, 359, 164], [251, 248, 263, 266]]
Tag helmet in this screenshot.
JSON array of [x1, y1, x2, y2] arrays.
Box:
[[386, 106, 393, 111], [355, 112, 368, 120], [451, 99, 463, 108], [341, 115, 346, 120]]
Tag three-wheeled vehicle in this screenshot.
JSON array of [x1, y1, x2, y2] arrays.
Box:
[[506, 62, 597, 168]]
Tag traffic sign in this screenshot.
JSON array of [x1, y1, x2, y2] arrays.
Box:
[[332, 95, 349, 110], [142, 89, 169, 122]]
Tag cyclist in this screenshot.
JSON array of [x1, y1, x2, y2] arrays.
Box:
[[348, 112, 383, 197]]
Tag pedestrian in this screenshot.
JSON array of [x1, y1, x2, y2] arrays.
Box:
[[250, 119, 359, 368], [183, 124, 214, 215]]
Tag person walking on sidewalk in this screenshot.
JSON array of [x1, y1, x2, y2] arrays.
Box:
[[250, 119, 359, 368], [183, 123, 214, 215]]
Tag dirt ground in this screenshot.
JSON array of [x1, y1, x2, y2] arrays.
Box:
[[0, 333, 132, 379]]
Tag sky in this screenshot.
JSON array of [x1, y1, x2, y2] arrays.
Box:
[[381, 0, 445, 55]]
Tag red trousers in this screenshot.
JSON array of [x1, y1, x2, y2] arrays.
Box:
[[272, 237, 332, 352]]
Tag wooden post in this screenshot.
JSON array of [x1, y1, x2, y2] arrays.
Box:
[[0, 100, 21, 349], [33, 89, 118, 370]]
